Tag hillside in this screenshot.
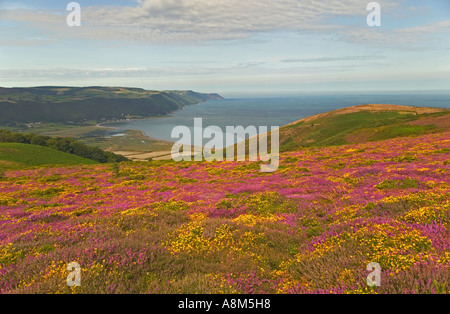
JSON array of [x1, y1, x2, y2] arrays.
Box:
[[0, 130, 448, 294], [278, 104, 450, 151], [0, 143, 98, 170], [0, 87, 223, 125], [0, 130, 128, 164]]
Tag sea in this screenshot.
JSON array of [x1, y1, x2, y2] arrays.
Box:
[[105, 92, 450, 148]]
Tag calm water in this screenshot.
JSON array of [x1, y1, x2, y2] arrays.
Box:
[[106, 92, 450, 147]]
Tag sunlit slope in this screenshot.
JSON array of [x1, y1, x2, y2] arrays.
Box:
[[0, 143, 98, 170], [278, 104, 450, 151]]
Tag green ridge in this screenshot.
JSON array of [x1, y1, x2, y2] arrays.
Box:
[[0, 143, 98, 170]]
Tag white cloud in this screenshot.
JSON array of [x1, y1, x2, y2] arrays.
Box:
[[341, 19, 450, 47], [281, 55, 386, 63], [396, 20, 450, 37], [0, 0, 400, 43], [0, 1, 34, 10]]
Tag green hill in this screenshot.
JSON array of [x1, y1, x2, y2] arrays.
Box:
[[278, 104, 450, 151], [0, 130, 128, 163], [0, 86, 223, 125], [230, 104, 450, 156], [0, 143, 98, 170]]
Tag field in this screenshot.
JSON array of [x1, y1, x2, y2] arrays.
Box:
[[0, 131, 448, 294], [0, 143, 97, 170]]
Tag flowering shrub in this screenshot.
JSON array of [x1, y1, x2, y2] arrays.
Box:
[[0, 132, 448, 293]]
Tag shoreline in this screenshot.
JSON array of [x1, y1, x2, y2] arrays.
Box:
[[97, 102, 209, 158], [96, 102, 208, 145], [97, 99, 213, 128], [97, 114, 175, 128]]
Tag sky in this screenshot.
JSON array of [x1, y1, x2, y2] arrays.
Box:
[[0, 0, 449, 97]]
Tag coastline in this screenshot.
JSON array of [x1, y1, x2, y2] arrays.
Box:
[[96, 102, 212, 159], [97, 97, 216, 128]]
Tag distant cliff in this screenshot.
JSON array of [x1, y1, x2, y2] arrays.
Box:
[[203, 93, 224, 101], [0, 86, 224, 125]]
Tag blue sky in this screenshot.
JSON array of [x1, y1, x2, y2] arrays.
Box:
[[0, 0, 449, 97]]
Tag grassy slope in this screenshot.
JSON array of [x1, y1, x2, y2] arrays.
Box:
[[278, 104, 450, 151], [0, 143, 98, 170], [5, 123, 174, 153]]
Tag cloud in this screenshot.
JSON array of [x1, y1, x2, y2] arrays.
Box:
[[0, 54, 393, 81], [340, 19, 450, 47], [0, 66, 230, 79], [0, 0, 399, 43], [0, 1, 34, 10], [396, 20, 450, 38], [1, 0, 447, 50], [281, 55, 385, 63]]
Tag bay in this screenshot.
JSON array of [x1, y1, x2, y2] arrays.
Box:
[[106, 92, 450, 148]]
